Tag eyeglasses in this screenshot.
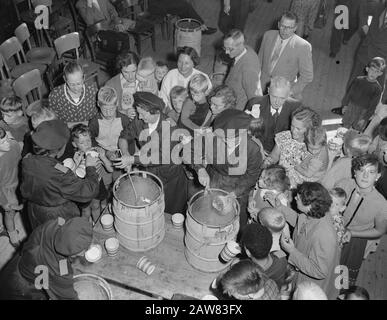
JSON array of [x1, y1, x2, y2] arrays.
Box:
[[223, 46, 235, 53], [66, 81, 84, 87], [279, 23, 296, 30]]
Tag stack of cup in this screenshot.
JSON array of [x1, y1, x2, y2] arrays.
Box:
[[101, 214, 114, 232], [171, 213, 185, 229], [105, 237, 119, 257], [219, 240, 241, 263], [136, 256, 156, 275]]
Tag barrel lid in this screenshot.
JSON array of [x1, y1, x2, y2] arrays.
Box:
[[188, 190, 239, 227]]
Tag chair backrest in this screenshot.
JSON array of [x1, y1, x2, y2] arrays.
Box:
[[12, 0, 32, 22], [0, 37, 28, 66], [54, 32, 80, 60], [15, 23, 33, 52], [0, 53, 12, 80], [12, 68, 42, 112]]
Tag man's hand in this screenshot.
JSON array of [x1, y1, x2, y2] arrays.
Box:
[[126, 107, 137, 120], [280, 233, 295, 253], [342, 229, 352, 244], [198, 168, 210, 188], [224, 0, 231, 14], [113, 154, 134, 169]]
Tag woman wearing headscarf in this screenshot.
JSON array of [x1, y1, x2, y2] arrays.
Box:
[[0, 217, 93, 300], [20, 119, 100, 229]]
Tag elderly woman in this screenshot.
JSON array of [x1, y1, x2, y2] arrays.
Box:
[[159, 46, 212, 109], [0, 217, 92, 300], [105, 51, 139, 119], [278, 182, 340, 300], [20, 119, 99, 229], [49, 62, 98, 126], [114, 91, 189, 214], [335, 154, 387, 287], [264, 106, 320, 187]]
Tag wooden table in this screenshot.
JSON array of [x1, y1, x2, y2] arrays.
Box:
[[73, 215, 221, 300]]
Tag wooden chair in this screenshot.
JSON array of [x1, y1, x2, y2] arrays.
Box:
[[0, 54, 12, 81], [54, 32, 100, 85], [0, 37, 49, 82], [85, 21, 131, 74], [12, 69, 43, 113]]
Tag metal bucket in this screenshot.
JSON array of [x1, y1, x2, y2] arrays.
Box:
[[174, 18, 202, 56], [184, 189, 240, 273], [73, 273, 113, 300], [112, 171, 165, 252]]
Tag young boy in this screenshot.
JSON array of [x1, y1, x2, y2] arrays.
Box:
[[88, 86, 133, 187], [164, 85, 188, 124], [155, 61, 169, 91], [0, 127, 23, 246], [178, 74, 211, 134], [68, 124, 112, 222], [0, 96, 30, 146], [328, 187, 347, 249], [136, 57, 158, 95], [342, 57, 385, 131]]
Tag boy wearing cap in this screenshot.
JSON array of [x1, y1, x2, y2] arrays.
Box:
[[0, 217, 93, 300], [20, 119, 100, 229], [114, 91, 189, 214]]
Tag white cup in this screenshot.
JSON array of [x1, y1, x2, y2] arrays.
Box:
[[101, 214, 114, 231], [219, 240, 241, 263], [136, 256, 156, 275], [171, 213, 185, 228], [105, 237, 119, 257]]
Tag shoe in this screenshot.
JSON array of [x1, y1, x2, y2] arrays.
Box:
[[331, 107, 344, 116], [202, 27, 217, 35], [329, 52, 336, 58]]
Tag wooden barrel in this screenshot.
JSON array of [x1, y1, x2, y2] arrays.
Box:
[[184, 189, 240, 273], [174, 18, 202, 56], [112, 171, 165, 252]]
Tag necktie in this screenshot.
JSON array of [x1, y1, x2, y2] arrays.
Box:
[[269, 39, 283, 73], [273, 110, 280, 123]]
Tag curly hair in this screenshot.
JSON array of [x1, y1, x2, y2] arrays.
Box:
[[292, 106, 321, 129], [351, 153, 381, 177], [0, 96, 23, 112], [208, 85, 237, 110], [305, 126, 327, 147], [261, 164, 290, 192], [71, 123, 90, 142], [218, 259, 264, 297], [176, 46, 200, 67], [116, 51, 139, 72], [296, 182, 332, 219]]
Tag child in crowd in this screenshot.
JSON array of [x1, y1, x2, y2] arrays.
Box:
[[322, 130, 372, 189], [328, 187, 347, 249], [0, 96, 30, 146], [164, 86, 188, 124], [248, 165, 290, 218], [136, 57, 158, 95], [0, 127, 23, 246], [67, 124, 111, 222], [178, 74, 211, 134], [155, 61, 169, 91], [88, 87, 133, 187], [217, 259, 280, 300], [258, 207, 290, 256], [342, 57, 385, 132], [343, 286, 370, 300], [294, 126, 329, 184]]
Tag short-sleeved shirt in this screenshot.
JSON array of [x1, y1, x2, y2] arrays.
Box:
[[49, 83, 98, 123], [335, 178, 387, 232]]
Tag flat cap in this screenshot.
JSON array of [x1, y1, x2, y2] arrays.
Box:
[[213, 109, 252, 135], [133, 91, 165, 112], [32, 119, 70, 150]]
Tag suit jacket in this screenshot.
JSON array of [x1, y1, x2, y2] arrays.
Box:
[[258, 30, 313, 99], [245, 95, 301, 152], [76, 0, 119, 26], [225, 46, 262, 111]]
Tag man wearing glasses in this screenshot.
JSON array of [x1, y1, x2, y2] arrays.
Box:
[[258, 11, 313, 101], [223, 29, 262, 111]]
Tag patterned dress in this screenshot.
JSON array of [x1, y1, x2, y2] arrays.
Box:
[[274, 130, 308, 188], [49, 82, 98, 123]]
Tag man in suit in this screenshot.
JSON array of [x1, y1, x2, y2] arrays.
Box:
[[245, 76, 301, 153], [258, 11, 313, 101], [224, 29, 262, 111], [332, 1, 387, 115]]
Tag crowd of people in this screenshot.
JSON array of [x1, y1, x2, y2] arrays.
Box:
[[0, 0, 387, 300]]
